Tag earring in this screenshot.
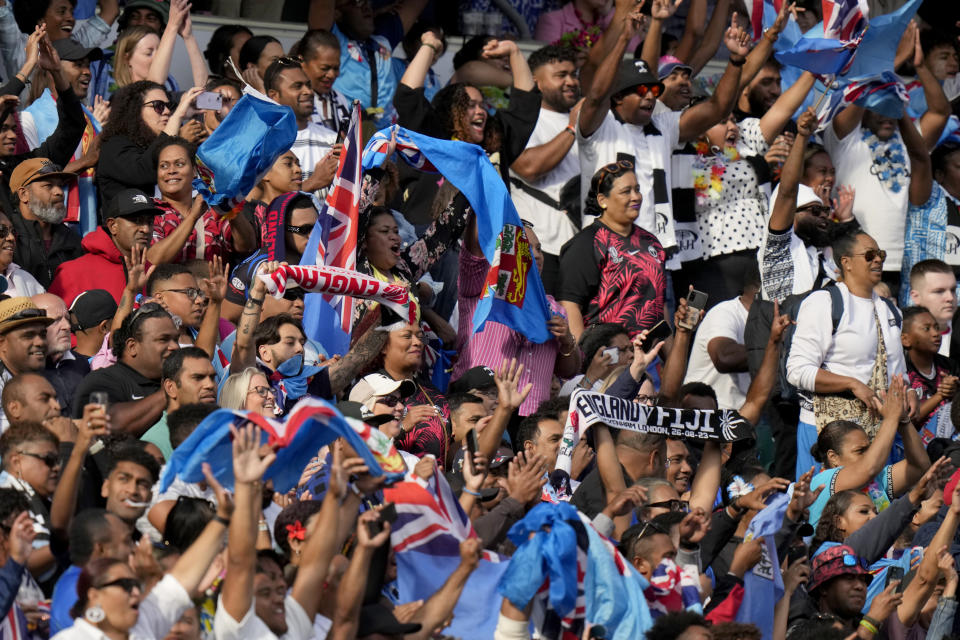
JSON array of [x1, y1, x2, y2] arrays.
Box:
[[710, 145, 721, 154], [85, 605, 105, 624], [600, 203, 607, 209]]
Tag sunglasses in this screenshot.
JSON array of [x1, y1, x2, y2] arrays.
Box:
[[798, 204, 832, 218], [852, 249, 887, 263], [636, 520, 670, 540], [276, 55, 304, 67], [286, 223, 315, 236], [18, 451, 60, 468], [841, 553, 868, 569], [0, 224, 14, 239], [634, 84, 662, 97], [375, 395, 402, 408], [98, 577, 143, 594], [143, 100, 175, 116], [647, 499, 690, 513], [159, 287, 205, 301], [283, 288, 305, 301], [599, 160, 634, 180]]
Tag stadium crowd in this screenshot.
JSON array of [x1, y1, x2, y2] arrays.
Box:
[[0, 0, 957, 638]]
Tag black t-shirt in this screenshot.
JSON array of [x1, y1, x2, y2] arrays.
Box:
[[558, 220, 666, 336], [71, 362, 161, 418]]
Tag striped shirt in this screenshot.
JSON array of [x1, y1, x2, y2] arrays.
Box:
[[454, 250, 564, 416], [152, 199, 234, 263], [291, 122, 338, 198]]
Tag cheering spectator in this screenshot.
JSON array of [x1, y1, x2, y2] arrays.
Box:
[[218, 367, 278, 417], [290, 29, 351, 132]]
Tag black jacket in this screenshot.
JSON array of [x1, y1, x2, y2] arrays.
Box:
[[95, 132, 171, 207], [10, 213, 83, 288]]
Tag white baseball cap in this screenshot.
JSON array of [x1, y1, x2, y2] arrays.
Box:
[[349, 373, 416, 408]]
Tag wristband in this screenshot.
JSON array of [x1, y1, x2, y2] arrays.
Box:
[[258, 519, 269, 532], [214, 515, 231, 527], [248, 296, 264, 306], [862, 616, 881, 629], [729, 56, 746, 67], [463, 488, 482, 497], [859, 620, 878, 635], [420, 42, 439, 53], [564, 124, 576, 136]]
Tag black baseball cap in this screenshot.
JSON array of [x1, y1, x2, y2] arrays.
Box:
[[52, 38, 103, 63], [104, 189, 161, 220], [449, 366, 496, 394], [69, 289, 118, 331], [613, 59, 664, 96]]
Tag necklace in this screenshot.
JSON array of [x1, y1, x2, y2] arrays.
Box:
[[861, 129, 909, 193], [692, 141, 740, 206]]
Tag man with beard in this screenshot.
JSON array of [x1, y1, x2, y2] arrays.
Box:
[[733, 60, 782, 121], [509, 45, 582, 294], [264, 58, 340, 196], [759, 109, 851, 302], [8, 159, 83, 288]]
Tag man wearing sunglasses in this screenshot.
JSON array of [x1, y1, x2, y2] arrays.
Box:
[[578, 8, 751, 252]]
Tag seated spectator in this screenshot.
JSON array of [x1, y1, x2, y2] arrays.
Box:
[[1, 373, 63, 427], [68, 289, 117, 360], [145, 262, 223, 353], [559, 162, 666, 339], [8, 158, 83, 290], [203, 25, 252, 81], [95, 80, 202, 205], [348, 372, 415, 437], [198, 75, 242, 138], [50, 188, 158, 305], [241, 151, 303, 244], [147, 137, 255, 264], [99, 443, 160, 529], [900, 306, 960, 433]]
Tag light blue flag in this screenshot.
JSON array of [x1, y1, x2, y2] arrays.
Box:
[[735, 489, 792, 640]]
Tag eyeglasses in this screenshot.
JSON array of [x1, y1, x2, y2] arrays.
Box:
[[128, 302, 166, 329], [98, 577, 143, 594], [0, 224, 15, 239], [598, 160, 634, 180], [852, 249, 887, 263], [634, 84, 662, 97], [159, 287, 205, 301], [248, 385, 275, 400], [5, 308, 47, 323], [283, 288, 305, 301], [636, 394, 658, 406], [143, 100, 175, 116], [18, 451, 60, 468], [636, 520, 669, 540], [647, 499, 689, 513], [286, 224, 314, 236], [375, 395, 402, 408], [798, 204, 832, 217]]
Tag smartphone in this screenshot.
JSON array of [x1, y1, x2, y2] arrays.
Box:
[[786, 545, 807, 565], [88, 392, 109, 454], [679, 289, 709, 330], [366, 503, 398, 537], [602, 347, 620, 364], [640, 320, 672, 352], [335, 116, 351, 144], [588, 625, 608, 639], [196, 91, 223, 111], [886, 566, 905, 591], [466, 428, 479, 474]]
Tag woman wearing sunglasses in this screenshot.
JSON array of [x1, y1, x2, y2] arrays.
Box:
[[146, 136, 256, 265], [558, 161, 665, 340], [96, 80, 203, 206]]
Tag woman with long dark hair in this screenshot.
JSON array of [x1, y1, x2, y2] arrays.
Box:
[[558, 161, 666, 340], [96, 80, 202, 204], [203, 24, 252, 80]]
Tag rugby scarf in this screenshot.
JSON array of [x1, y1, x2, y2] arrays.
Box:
[[256, 263, 417, 327], [555, 388, 755, 475]]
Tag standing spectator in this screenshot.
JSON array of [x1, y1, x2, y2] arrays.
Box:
[[263, 58, 339, 196], [290, 29, 351, 132], [7, 159, 83, 289], [307, 0, 430, 128], [203, 24, 252, 80], [906, 260, 957, 356], [0, 298, 54, 432], [199, 76, 242, 138], [535, 0, 619, 44], [900, 306, 960, 433], [732, 60, 782, 121], [237, 35, 283, 92], [508, 44, 582, 295], [559, 162, 665, 339], [50, 189, 158, 305]]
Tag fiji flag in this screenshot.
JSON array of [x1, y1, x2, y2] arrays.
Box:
[[363, 127, 553, 343], [302, 102, 363, 357], [817, 72, 909, 126]]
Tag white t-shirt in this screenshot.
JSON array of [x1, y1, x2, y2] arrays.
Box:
[[578, 109, 683, 250], [683, 297, 751, 409], [786, 282, 907, 424], [823, 121, 911, 269], [213, 595, 313, 640], [509, 108, 580, 256], [291, 122, 338, 197]]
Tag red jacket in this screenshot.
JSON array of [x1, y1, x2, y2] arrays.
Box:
[[49, 227, 126, 306]]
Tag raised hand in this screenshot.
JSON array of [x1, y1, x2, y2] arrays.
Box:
[[910, 456, 951, 504], [7, 511, 35, 565], [74, 403, 110, 448], [242, 66, 265, 93], [343, 456, 384, 495], [356, 510, 391, 549], [736, 477, 791, 512], [124, 245, 155, 293], [833, 185, 855, 222], [37, 33, 62, 72], [879, 375, 906, 423], [650, 0, 684, 21], [724, 14, 751, 59], [230, 423, 275, 485], [797, 107, 817, 137], [787, 467, 822, 521], [783, 556, 809, 594], [167, 0, 190, 32], [678, 507, 710, 544], [867, 580, 904, 621], [413, 454, 436, 481], [202, 253, 229, 305], [602, 485, 649, 519], [24, 25, 43, 69], [770, 1, 795, 35], [495, 358, 533, 412], [630, 331, 666, 378], [938, 375, 958, 401], [402, 405, 439, 433], [92, 96, 111, 124], [480, 39, 519, 60], [459, 537, 482, 570], [507, 452, 547, 506], [729, 536, 764, 577], [174, 86, 205, 119], [202, 462, 235, 520], [769, 300, 793, 344]]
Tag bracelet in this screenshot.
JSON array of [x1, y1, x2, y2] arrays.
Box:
[[861, 616, 881, 629], [859, 619, 878, 635], [420, 42, 439, 53], [258, 519, 269, 532], [729, 56, 746, 67], [463, 488, 482, 497], [564, 124, 576, 136], [763, 30, 779, 43], [248, 296, 264, 306], [15, 72, 28, 85], [214, 515, 231, 527]]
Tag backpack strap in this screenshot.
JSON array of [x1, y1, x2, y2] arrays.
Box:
[[826, 284, 845, 334], [880, 296, 902, 329]]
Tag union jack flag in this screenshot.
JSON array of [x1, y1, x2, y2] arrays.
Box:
[[315, 101, 363, 336], [817, 72, 908, 128], [362, 126, 439, 174], [822, 0, 868, 43], [645, 558, 703, 618]]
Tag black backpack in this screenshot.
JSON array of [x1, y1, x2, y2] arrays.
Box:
[[743, 283, 902, 406]]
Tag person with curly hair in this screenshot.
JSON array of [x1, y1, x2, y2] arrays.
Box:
[[95, 80, 201, 204]]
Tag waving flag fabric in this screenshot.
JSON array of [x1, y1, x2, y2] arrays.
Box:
[[861, 546, 923, 613], [735, 489, 792, 640], [258, 264, 417, 326], [821, 0, 868, 42], [817, 72, 909, 126], [160, 397, 405, 493], [301, 102, 364, 357], [746, 0, 784, 40], [645, 559, 703, 618], [363, 126, 553, 343], [192, 87, 297, 214], [499, 502, 653, 640], [385, 467, 507, 640]]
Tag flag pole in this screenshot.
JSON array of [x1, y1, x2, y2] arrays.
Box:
[[813, 75, 834, 112]]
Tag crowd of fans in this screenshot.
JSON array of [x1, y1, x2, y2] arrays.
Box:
[[0, 0, 956, 639]]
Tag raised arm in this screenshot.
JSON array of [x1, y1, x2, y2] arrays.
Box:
[[329, 511, 392, 640], [230, 262, 275, 374], [890, 400, 930, 493], [49, 408, 107, 537], [479, 359, 532, 461], [759, 71, 815, 145], [219, 424, 276, 624], [677, 15, 749, 143], [326, 320, 389, 395], [148, 0, 188, 85], [738, 2, 792, 89], [684, 0, 733, 75], [399, 29, 441, 91], [481, 39, 534, 92], [179, 10, 209, 88], [195, 255, 228, 358], [673, 0, 705, 67], [640, 0, 685, 74], [146, 197, 205, 265], [831, 103, 865, 141], [738, 305, 790, 425], [688, 442, 721, 515], [659, 298, 700, 405], [579, 8, 642, 138], [899, 112, 932, 207], [915, 35, 951, 151], [768, 108, 815, 232]]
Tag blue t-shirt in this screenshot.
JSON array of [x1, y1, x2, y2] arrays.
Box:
[[808, 465, 895, 528], [50, 564, 82, 635], [330, 20, 405, 128]]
